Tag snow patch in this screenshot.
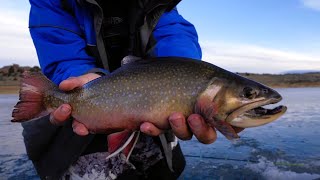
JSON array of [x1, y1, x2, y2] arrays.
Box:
[[246, 156, 320, 180]]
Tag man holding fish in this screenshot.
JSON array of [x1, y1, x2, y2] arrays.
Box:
[[18, 0, 286, 179], [23, 0, 220, 179]]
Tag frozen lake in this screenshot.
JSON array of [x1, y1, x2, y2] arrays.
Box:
[[0, 88, 320, 179]]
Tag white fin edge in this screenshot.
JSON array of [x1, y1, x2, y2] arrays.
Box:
[[126, 131, 141, 162], [106, 131, 136, 160]]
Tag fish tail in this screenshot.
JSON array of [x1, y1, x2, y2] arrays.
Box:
[[11, 71, 57, 122]]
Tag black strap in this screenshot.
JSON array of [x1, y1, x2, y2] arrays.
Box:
[[61, 0, 75, 16], [128, 0, 181, 57], [127, 0, 181, 57], [143, 0, 181, 14]]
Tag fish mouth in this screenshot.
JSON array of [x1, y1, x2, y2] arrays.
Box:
[[225, 98, 287, 128]]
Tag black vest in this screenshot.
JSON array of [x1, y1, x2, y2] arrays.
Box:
[[99, 0, 131, 71], [61, 0, 181, 72]]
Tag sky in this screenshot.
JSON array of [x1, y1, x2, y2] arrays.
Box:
[[0, 0, 320, 73]]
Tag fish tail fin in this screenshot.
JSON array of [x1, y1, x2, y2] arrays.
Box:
[[11, 71, 56, 122]]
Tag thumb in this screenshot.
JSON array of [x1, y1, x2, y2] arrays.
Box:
[[59, 73, 101, 91], [50, 104, 72, 125], [59, 77, 83, 91], [72, 120, 89, 136]]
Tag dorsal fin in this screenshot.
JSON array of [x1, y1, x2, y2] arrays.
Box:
[[121, 55, 141, 66]]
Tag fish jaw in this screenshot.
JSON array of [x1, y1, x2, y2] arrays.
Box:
[[194, 80, 240, 140], [194, 73, 288, 139], [226, 97, 287, 128]]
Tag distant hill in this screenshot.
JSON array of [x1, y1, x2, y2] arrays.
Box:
[[282, 70, 320, 74], [0, 64, 40, 86], [0, 64, 40, 75], [238, 72, 320, 88]]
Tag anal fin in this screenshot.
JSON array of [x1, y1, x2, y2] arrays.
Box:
[[106, 131, 140, 161]]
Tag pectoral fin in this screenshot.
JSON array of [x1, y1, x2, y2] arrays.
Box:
[[211, 120, 239, 140]]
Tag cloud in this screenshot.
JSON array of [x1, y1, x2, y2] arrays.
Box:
[[201, 41, 320, 74], [301, 0, 320, 11], [0, 6, 38, 67]]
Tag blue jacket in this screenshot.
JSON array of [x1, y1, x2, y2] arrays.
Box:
[[29, 0, 202, 85]]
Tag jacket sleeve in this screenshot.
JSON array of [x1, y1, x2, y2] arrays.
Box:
[[29, 0, 104, 85], [152, 8, 202, 59]]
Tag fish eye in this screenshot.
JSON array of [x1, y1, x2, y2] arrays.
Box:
[[261, 89, 269, 94], [242, 87, 257, 99]]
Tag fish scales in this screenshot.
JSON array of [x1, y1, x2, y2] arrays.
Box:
[[67, 58, 215, 132]]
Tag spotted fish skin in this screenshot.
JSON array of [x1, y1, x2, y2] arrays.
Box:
[[67, 58, 217, 133], [12, 57, 286, 139]]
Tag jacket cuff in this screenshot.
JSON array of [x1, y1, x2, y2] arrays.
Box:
[[21, 115, 61, 160], [22, 114, 59, 136], [86, 68, 109, 76]]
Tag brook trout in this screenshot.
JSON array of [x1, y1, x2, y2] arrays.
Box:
[[12, 57, 287, 140]]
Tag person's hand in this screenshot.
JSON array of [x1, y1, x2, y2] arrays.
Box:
[[49, 73, 101, 136], [140, 113, 245, 144]]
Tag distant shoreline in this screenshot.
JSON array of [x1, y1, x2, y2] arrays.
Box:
[[238, 72, 320, 89], [0, 86, 19, 94]]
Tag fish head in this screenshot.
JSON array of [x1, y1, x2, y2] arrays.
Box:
[[196, 74, 287, 139]]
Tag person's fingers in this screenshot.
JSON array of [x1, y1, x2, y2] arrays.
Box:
[[59, 77, 83, 91], [50, 104, 72, 125], [187, 114, 217, 144], [168, 112, 192, 140], [59, 73, 101, 91], [72, 120, 89, 136], [140, 122, 163, 136]]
